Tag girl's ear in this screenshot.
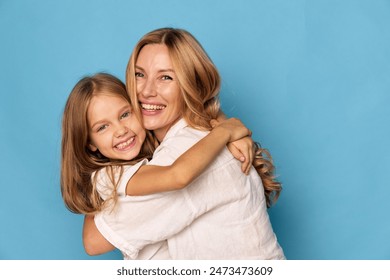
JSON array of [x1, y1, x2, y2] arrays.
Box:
[[88, 143, 98, 152]]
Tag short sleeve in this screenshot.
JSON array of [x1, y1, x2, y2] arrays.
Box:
[[93, 159, 148, 200], [117, 159, 148, 196]]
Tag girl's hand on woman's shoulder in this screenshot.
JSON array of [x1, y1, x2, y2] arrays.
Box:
[[227, 136, 254, 175], [210, 118, 254, 175]]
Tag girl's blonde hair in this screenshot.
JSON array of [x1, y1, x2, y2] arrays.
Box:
[[61, 73, 155, 214], [126, 27, 282, 207]]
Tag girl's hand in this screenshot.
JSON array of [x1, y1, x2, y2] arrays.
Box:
[[210, 118, 254, 174], [227, 137, 255, 174], [210, 118, 251, 142]]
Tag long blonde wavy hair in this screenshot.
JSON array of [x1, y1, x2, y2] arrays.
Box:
[[61, 73, 155, 214], [126, 27, 282, 207]]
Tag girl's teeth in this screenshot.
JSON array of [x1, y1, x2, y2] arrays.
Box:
[[116, 138, 134, 149]]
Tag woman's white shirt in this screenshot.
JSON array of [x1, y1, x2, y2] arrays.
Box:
[[94, 118, 285, 260]]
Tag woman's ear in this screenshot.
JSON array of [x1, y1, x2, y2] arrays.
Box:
[[88, 143, 98, 152]]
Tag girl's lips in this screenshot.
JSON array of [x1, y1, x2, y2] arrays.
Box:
[[114, 137, 135, 151]]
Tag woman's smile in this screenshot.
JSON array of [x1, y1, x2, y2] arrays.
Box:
[[135, 44, 184, 142], [140, 102, 167, 116]]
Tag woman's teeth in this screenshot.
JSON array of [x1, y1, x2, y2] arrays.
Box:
[[141, 104, 166, 110]]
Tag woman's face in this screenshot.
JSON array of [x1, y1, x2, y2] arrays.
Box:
[[87, 93, 146, 161], [135, 43, 183, 142]]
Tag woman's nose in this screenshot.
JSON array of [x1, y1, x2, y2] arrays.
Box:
[[138, 78, 157, 98]]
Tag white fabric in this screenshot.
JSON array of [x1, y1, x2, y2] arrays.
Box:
[[94, 159, 170, 260], [94, 119, 285, 260], [94, 159, 148, 200]]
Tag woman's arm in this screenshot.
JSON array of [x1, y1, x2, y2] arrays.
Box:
[[126, 118, 250, 196], [83, 215, 115, 255]]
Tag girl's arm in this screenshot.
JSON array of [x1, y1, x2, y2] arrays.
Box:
[[216, 111, 255, 174], [126, 117, 250, 196]]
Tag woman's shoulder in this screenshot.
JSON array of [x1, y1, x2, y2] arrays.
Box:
[[162, 118, 208, 142], [158, 126, 208, 155]]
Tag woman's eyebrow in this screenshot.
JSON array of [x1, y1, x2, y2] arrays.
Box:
[[158, 69, 175, 73], [135, 66, 175, 73]]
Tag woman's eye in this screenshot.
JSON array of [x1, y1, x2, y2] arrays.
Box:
[[135, 72, 144, 78], [161, 75, 173, 80]]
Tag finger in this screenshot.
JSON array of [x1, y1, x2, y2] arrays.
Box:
[[246, 146, 253, 174], [240, 143, 251, 174], [250, 143, 254, 167], [242, 159, 250, 174], [228, 143, 246, 163], [241, 141, 252, 174], [244, 139, 254, 175], [210, 119, 219, 128]]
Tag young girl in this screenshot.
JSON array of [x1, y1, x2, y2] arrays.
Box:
[[61, 72, 251, 215]]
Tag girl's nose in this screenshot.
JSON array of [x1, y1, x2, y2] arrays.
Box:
[[115, 125, 128, 138]]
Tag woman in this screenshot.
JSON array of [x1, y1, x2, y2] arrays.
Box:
[[84, 27, 284, 259]]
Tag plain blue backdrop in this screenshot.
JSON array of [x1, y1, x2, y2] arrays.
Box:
[[0, 0, 389, 260]]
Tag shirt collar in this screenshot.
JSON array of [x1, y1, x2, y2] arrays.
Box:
[[161, 118, 188, 141]]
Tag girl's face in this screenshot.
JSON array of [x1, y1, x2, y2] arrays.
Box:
[[87, 93, 146, 161], [135, 43, 184, 142]]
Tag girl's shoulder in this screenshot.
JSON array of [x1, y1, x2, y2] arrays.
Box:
[[93, 159, 149, 198]]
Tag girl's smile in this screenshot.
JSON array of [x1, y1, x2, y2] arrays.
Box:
[[87, 93, 146, 161], [114, 136, 136, 151]]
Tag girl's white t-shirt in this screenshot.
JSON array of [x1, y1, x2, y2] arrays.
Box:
[[93, 159, 171, 260]]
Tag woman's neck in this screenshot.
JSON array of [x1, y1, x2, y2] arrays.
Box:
[[153, 117, 183, 143]]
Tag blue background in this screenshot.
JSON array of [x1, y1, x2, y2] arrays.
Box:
[[1, 0, 389, 260]]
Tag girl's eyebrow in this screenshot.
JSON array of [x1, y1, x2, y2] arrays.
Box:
[[90, 119, 107, 131], [116, 104, 132, 117], [90, 104, 131, 130], [119, 104, 132, 113]]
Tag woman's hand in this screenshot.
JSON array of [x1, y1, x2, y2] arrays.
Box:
[[210, 118, 255, 174], [83, 215, 115, 255]]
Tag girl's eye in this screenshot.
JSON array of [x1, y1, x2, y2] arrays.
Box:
[[97, 124, 108, 132], [120, 111, 130, 119]]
